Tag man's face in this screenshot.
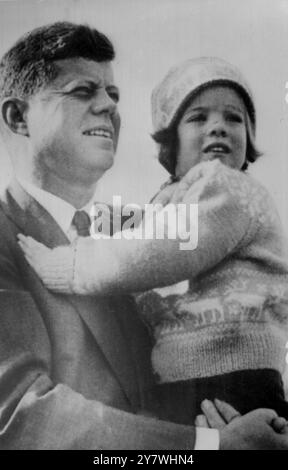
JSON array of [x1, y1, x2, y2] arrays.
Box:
[[26, 58, 120, 184]]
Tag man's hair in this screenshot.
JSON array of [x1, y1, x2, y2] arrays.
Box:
[[0, 21, 115, 100]]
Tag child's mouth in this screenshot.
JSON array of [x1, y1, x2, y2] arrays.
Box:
[[203, 143, 231, 154]]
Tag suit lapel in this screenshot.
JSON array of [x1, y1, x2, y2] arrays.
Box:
[[1, 180, 70, 247], [1, 180, 139, 409]]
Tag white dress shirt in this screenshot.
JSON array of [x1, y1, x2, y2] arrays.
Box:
[[18, 178, 95, 242]]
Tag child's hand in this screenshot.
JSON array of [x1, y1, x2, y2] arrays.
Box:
[[169, 160, 221, 205], [150, 181, 180, 206], [18, 234, 53, 268], [17, 234, 74, 293]]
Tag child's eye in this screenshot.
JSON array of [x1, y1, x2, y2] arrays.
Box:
[[187, 113, 206, 122], [226, 113, 243, 123]]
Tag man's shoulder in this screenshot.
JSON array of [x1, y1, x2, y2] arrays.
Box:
[[0, 197, 25, 288], [0, 195, 23, 277]]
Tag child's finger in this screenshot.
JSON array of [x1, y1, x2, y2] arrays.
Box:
[[169, 188, 186, 204], [17, 235, 33, 251], [18, 234, 48, 253], [18, 242, 34, 263], [151, 182, 179, 206], [17, 239, 25, 251], [18, 240, 41, 262], [21, 245, 46, 272], [17, 233, 28, 243], [18, 234, 38, 248]]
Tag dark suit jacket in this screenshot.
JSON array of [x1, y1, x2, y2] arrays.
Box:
[[0, 180, 195, 449]]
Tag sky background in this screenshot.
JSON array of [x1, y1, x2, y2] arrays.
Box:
[[0, 0, 288, 231]]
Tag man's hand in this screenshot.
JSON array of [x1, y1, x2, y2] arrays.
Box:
[[195, 399, 288, 449], [195, 399, 241, 429], [220, 409, 288, 450], [197, 398, 288, 434]]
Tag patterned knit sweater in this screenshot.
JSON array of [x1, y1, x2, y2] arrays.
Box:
[[43, 160, 288, 384], [132, 161, 288, 382]]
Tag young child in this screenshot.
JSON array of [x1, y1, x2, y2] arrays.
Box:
[[19, 57, 288, 424]]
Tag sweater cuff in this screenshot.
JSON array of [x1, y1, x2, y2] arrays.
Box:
[[194, 428, 219, 450], [42, 245, 74, 293], [72, 237, 121, 295]]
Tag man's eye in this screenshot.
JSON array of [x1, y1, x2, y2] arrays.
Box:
[[72, 87, 93, 96], [108, 91, 120, 103]]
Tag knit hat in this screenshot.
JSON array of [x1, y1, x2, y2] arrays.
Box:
[[151, 57, 256, 135]]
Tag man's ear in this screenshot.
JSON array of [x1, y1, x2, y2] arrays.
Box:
[[1, 98, 29, 136]]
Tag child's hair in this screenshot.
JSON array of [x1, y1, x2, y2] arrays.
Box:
[[151, 57, 262, 175]]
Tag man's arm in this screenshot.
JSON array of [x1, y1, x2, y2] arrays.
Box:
[[2, 287, 288, 450], [5, 230, 288, 449]]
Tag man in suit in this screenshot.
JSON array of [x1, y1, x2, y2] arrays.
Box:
[[0, 21, 287, 450]]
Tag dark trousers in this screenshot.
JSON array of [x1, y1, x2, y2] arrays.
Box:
[[152, 369, 288, 425]]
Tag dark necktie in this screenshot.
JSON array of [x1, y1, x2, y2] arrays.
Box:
[[72, 210, 91, 237]]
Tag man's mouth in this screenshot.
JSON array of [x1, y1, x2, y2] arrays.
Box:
[[83, 127, 113, 139], [203, 143, 231, 154]]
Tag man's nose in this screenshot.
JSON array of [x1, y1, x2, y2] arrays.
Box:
[[90, 89, 117, 115], [207, 117, 227, 137]]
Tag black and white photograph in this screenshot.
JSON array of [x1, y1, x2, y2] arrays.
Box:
[[0, 0, 288, 452]]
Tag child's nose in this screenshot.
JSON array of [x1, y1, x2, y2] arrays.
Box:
[[207, 116, 227, 137]]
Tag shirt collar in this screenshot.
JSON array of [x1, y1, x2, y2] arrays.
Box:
[[17, 178, 95, 236]]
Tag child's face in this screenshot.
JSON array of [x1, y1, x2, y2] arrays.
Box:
[[175, 85, 247, 177]]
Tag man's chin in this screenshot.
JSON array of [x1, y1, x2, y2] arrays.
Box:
[[90, 153, 115, 174]]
